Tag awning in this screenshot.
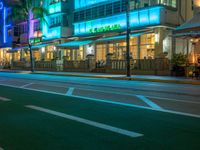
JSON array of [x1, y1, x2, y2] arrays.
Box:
[[32, 44, 50, 49], [8, 46, 29, 53], [57, 40, 93, 48], [174, 12, 200, 38], [96, 33, 144, 43]]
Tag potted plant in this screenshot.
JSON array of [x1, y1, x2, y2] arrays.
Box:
[[171, 53, 187, 76]]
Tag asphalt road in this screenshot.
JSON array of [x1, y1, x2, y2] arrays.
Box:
[[0, 72, 200, 149]]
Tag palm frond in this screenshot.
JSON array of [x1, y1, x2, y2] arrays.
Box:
[[7, 4, 28, 22], [32, 7, 47, 18]]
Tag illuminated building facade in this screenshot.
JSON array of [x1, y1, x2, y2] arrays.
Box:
[[67, 0, 192, 74], [0, 0, 12, 68], [174, 0, 200, 67], [0, 0, 196, 75], [10, 0, 74, 65]]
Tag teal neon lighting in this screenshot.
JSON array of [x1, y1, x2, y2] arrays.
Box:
[[74, 13, 126, 35], [74, 6, 162, 35], [48, 2, 61, 14], [42, 26, 61, 40], [130, 6, 161, 27], [58, 40, 93, 47], [41, 2, 62, 40]]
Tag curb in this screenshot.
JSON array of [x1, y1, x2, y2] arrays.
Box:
[[109, 77, 200, 85], [32, 73, 200, 85]]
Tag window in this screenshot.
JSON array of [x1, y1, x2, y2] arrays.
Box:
[[79, 10, 85, 20], [98, 5, 105, 17], [92, 7, 98, 18], [8, 29, 12, 37], [74, 12, 79, 22], [14, 26, 19, 36], [121, 0, 126, 12], [50, 0, 67, 5], [86, 9, 91, 20], [34, 21, 41, 31], [50, 16, 62, 27], [106, 3, 112, 16], [113, 1, 121, 14], [20, 24, 27, 34]]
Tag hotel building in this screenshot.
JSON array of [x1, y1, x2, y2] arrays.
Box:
[[0, 0, 196, 75]]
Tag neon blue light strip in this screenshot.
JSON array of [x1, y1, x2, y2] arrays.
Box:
[[3, 7, 6, 43], [0, 2, 3, 10], [58, 40, 93, 47], [74, 6, 162, 35], [3, 7, 11, 44]]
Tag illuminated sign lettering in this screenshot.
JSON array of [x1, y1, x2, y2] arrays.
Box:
[[74, 6, 162, 36], [89, 24, 121, 34], [30, 37, 41, 44]]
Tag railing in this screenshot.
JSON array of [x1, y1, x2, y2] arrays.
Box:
[[12, 61, 30, 69], [0, 61, 10, 69], [35, 61, 57, 71], [109, 59, 170, 71], [109, 60, 126, 70], [63, 60, 89, 71]]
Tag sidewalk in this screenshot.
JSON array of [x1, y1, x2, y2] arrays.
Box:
[[1, 69, 200, 85]]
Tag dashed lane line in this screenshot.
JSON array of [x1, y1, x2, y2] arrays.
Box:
[[0, 96, 11, 102], [20, 83, 34, 88], [26, 105, 143, 138], [66, 87, 74, 96], [1, 83, 200, 119], [136, 95, 162, 110]]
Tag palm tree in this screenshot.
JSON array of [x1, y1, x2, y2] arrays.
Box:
[[8, 0, 46, 72]]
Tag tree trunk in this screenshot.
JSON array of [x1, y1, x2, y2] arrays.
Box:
[[27, 18, 34, 72]]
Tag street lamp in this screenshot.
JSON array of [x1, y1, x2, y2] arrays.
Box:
[[126, 0, 131, 77]]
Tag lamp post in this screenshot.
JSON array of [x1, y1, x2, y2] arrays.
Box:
[[126, 0, 131, 77]]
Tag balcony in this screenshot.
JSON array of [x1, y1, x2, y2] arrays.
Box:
[[48, 1, 69, 15]]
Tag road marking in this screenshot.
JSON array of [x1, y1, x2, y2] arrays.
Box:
[[66, 87, 74, 96], [26, 105, 143, 138], [1, 83, 200, 119], [20, 83, 34, 88], [147, 96, 200, 105], [136, 95, 162, 110], [0, 96, 11, 101], [0, 147, 4, 150]]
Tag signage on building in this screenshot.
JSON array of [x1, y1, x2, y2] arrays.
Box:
[[89, 24, 121, 34], [74, 6, 162, 36], [30, 37, 41, 44]]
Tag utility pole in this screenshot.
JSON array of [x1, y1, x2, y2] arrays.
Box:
[[126, 0, 131, 77]]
